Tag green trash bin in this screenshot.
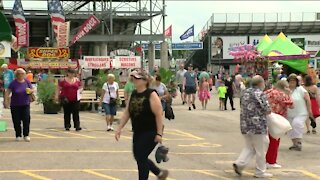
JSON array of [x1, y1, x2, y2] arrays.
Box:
[[0, 121, 7, 132]]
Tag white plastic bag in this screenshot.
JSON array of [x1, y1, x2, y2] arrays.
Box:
[[267, 113, 292, 139]]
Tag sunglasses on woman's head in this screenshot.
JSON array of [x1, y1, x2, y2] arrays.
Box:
[[132, 76, 146, 80]]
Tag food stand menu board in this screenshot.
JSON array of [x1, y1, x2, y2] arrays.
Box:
[[27, 48, 70, 59]]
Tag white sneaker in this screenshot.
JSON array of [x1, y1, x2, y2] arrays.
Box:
[[254, 173, 273, 178], [267, 163, 282, 169], [24, 136, 31, 142], [110, 126, 114, 131], [107, 125, 111, 131], [16, 137, 22, 141]]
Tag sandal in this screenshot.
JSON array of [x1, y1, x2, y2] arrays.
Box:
[[312, 129, 317, 134], [306, 130, 311, 134]]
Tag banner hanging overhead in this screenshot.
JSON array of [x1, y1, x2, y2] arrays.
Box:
[[71, 15, 100, 45], [16, 22, 29, 47], [48, 0, 65, 37], [57, 21, 70, 47]]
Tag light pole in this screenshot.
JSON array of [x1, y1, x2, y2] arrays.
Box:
[[45, 37, 50, 47], [217, 48, 221, 73]]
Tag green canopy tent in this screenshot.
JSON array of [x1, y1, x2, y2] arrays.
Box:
[[256, 34, 273, 52], [0, 11, 12, 42], [261, 32, 310, 73]]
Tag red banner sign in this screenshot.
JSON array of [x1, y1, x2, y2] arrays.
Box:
[[27, 48, 70, 59], [16, 22, 29, 47], [71, 15, 100, 45]]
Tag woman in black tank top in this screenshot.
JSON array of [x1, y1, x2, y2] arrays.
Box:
[[115, 71, 169, 180]]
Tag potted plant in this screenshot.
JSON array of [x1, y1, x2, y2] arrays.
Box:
[[37, 77, 61, 114], [158, 67, 177, 99], [158, 67, 174, 85]]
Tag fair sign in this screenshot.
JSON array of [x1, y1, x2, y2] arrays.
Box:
[[113, 56, 141, 69], [82, 56, 141, 69], [83, 56, 112, 69]]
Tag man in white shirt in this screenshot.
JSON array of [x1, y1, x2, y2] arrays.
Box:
[[176, 64, 187, 104]]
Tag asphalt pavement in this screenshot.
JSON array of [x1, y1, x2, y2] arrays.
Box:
[[0, 91, 320, 180]]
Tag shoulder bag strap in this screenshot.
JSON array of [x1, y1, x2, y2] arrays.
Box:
[[107, 83, 112, 97]]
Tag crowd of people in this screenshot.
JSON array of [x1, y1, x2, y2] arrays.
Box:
[[2, 62, 320, 179], [233, 72, 320, 178], [175, 64, 237, 111]]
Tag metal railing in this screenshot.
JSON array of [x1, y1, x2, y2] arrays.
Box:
[[196, 12, 319, 41]]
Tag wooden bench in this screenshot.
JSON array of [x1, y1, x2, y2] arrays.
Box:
[[80, 90, 99, 111], [118, 89, 125, 107]]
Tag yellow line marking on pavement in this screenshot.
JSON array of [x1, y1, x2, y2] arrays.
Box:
[[0, 150, 236, 155], [163, 138, 204, 141], [49, 129, 96, 139], [30, 132, 57, 138], [165, 131, 192, 137], [0, 168, 316, 179], [178, 142, 222, 148], [0, 150, 132, 153], [172, 152, 236, 155], [241, 171, 278, 180], [149, 173, 176, 180], [81, 116, 104, 122], [0, 137, 113, 139], [195, 170, 232, 180], [19, 171, 51, 180], [273, 169, 320, 179], [225, 170, 278, 180], [215, 161, 234, 164], [93, 130, 132, 140], [170, 129, 204, 140], [83, 170, 120, 180], [297, 170, 320, 180]]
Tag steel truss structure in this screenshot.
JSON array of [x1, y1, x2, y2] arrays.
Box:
[[2, 0, 166, 57]]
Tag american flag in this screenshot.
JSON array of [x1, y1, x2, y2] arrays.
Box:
[[48, 0, 65, 37], [12, 0, 26, 27]]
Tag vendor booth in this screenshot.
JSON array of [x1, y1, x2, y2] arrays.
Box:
[[231, 32, 311, 84]]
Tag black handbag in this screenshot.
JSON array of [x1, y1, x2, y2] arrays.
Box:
[[107, 83, 117, 106], [164, 103, 175, 120], [59, 96, 69, 105], [310, 117, 317, 128]]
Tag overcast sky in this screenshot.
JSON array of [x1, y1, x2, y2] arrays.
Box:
[[166, 1, 320, 42], [3, 1, 320, 43]]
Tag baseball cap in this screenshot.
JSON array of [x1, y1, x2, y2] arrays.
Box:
[[130, 70, 148, 80]]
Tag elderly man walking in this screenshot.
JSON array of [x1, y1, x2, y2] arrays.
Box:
[[233, 75, 273, 178]]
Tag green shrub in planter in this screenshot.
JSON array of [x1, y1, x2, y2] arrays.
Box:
[[37, 77, 61, 114]]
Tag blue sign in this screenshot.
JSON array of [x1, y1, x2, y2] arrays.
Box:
[[141, 42, 203, 50]]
